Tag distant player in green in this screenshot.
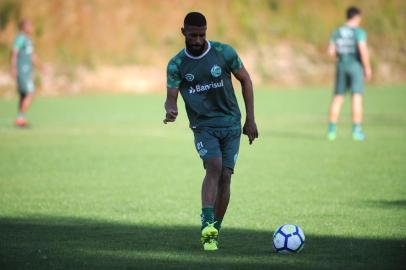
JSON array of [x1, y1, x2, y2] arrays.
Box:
[[327, 6, 372, 141], [11, 19, 41, 127], [164, 12, 258, 251]]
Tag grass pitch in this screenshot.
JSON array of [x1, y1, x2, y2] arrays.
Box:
[[0, 85, 405, 269]]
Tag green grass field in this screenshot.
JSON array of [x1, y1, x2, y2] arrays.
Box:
[[0, 85, 405, 270]]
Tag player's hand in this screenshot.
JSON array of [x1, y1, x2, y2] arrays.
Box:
[[364, 67, 372, 81], [40, 64, 49, 76], [11, 68, 17, 80], [243, 119, 258, 144], [163, 110, 178, 124]]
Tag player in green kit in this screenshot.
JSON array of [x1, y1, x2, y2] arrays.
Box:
[[327, 6, 372, 141], [163, 12, 258, 251], [11, 19, 41, 127]]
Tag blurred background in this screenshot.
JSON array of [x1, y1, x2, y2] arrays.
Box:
[[0, 0, 405, 95]]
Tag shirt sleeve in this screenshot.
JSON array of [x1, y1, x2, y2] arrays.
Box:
[[356, 28, 367, 43], [166, 59, 181, 89], [13, 35, 25, 51], [222, 44, 243, 72], [330, 30, 338, 43]]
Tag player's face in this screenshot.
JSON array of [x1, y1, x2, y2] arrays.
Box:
[[182, 25, 207, 56], [352, 14, 362, 26], [23, 21, 33, 35]]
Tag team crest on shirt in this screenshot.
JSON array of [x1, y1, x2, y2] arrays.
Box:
[[185, 73, 194, 82], [211, 65, 222, 77]]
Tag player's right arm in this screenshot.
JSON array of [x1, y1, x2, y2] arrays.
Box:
[[357, 30, 372, 81], [164, 88, 179, 124], [11, 35, 24, 80], [327, 30, 337, 58], [11, 49, 18, 80], [163, 59, 181, 124]]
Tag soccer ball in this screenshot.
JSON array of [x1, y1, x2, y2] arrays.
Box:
[[273, 224, 305, 253]]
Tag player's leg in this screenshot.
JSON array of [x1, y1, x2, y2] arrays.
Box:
[[214, 128, 241, 231], [350, 63, 365, 141], [21, 92, 34, 113], [327, 95, 344, 140], [352, 93, 363, 123], [16, 92, 34, 127], [201, 156, 223, 222], [200, 157, 222, 251], [194, 129, 222, 250], [327, 65, 346, 140], [16, 77, 34, 127], [213, 167, 232, 231]]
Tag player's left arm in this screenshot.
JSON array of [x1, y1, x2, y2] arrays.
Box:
[[32, 53, 44, 72], [233, 66, 258, 144], [358, 42, 372, 81], [357, 29, 371, 81], [358, 42, 371, 81]]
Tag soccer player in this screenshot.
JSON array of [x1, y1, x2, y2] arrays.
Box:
[[164, 12, 258, 251], [11, 19, 41, 127], [327, 6, 372, 141]]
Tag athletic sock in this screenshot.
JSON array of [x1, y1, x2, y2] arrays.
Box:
[[201, 207, 214, 230], [352, 123, 362, 133], [214, 217, 223, 231], [17, 112, 25, 119], [328, 122, 337, 133]]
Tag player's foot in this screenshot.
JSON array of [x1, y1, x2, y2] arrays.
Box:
[[203, 238, 218, 251], [15, 117, 27, 127], [352, 130, 365, 141], [201, 222, 219, 251], [327, 132, 337, 141]]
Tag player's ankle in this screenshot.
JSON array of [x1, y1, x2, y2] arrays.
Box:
[[352, 122, 362, 133], [328, 122, 337, 133]]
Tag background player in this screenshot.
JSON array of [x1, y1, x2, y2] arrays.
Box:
[[164, 12, 258, 251], [11, 19, 42, 127], [327, 6, 372, 141]]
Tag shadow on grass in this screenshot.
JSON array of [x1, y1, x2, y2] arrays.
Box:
[[0, 216, 405, 270], [364, 200, 406, 209], [264, 130, 324, 141]]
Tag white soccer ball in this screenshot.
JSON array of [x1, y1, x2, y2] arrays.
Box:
[[273, 224, 305, 253]]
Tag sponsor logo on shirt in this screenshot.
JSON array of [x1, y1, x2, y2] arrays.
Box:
[[336, 38, 356, 54], [185, 73, 194, 82], [336, 28, 356, 54], [188, 79, 224, 94], [339, 28, 354, 38], [211, 65, 222, 77]]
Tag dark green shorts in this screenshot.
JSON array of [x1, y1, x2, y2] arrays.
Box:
[[193, 127, 241, 170], [334, 62, 364, 95], [17, 74, 35, 94]]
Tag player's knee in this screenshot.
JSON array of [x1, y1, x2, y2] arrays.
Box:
[[220, 168, 232, 187], [333, 95, 344, 104], [352, 93, 362, 100]]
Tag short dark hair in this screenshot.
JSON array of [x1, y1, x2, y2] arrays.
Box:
[[184, 12, 206, 27], [18, 19, 27, 30], [346, 6, 361, 20]]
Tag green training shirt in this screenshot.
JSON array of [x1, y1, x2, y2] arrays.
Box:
[[13, 33, 34, 76], [167, 41, 243, 129], [330, 25, 367, 63]]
